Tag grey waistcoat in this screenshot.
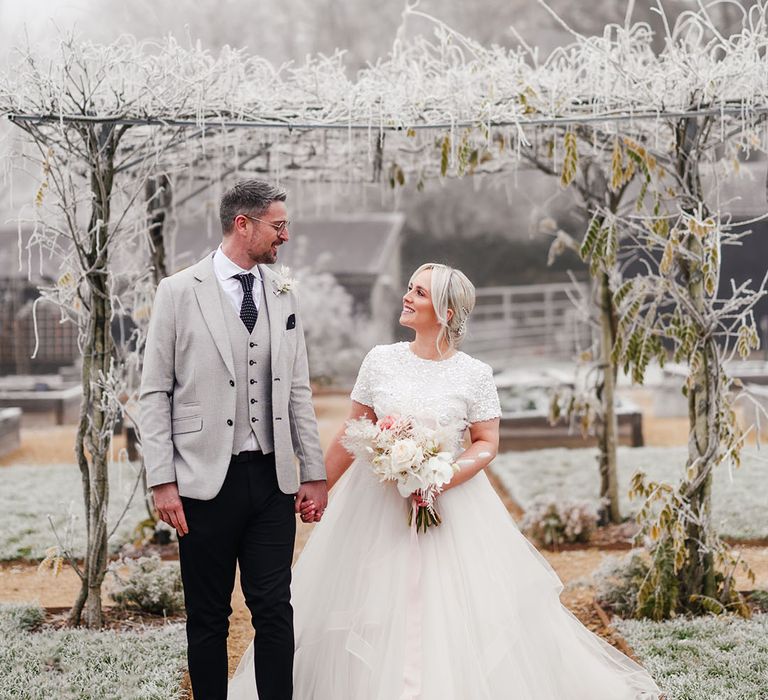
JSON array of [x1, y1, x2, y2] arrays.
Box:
[[218, 277, 274, 454]]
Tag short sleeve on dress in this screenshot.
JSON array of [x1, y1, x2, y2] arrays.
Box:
[[468, 363, 502, 423], [350, 346, 380, 408]]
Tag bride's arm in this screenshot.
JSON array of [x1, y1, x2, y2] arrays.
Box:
[[325, 400, 377, 491], [441, 418, 500, 493]]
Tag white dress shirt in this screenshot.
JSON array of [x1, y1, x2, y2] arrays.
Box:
[[212, 246, 263, 314], [212, 246, 262, 453]]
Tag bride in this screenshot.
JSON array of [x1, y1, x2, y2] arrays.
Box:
[[228, 263, 662, 699]]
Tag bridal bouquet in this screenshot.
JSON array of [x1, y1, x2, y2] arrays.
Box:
[[342, 414, 459, 532]]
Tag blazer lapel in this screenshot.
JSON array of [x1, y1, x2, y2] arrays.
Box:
[[192, 254, 235, 378], [260, 265, 283, 376]]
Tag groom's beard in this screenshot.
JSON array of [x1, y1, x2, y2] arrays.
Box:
[[253, 240, 282, 265]]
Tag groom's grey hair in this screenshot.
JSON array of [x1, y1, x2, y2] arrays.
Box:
[[220, 179, 287, 234]]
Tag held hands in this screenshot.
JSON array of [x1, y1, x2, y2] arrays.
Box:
[[152, 482, 189, 537], [296, 480, 329, 523]]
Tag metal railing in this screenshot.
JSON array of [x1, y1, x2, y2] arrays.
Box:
[[462, 282, 592, 367]]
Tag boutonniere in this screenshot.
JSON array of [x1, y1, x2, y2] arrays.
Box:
[[273, 265, 298, 296]]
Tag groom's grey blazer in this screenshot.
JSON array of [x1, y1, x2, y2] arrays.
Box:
[[139, 252, 326, 500]]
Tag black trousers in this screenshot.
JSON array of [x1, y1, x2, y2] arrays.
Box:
[[179, 451, 296, 700]]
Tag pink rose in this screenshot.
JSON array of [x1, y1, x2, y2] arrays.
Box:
[[377, 415, 399, 431]]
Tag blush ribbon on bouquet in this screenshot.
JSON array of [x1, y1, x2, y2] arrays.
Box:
[[400, 499, 423, 699], [343, 413, 462, 695]]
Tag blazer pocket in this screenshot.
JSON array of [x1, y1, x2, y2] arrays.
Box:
[[172, 415, 203, 435]]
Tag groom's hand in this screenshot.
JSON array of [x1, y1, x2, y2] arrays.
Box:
[[296, 480, 328, 523], [152, 482, 189, 537]]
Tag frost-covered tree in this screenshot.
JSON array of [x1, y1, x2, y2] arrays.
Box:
[[529, 132, 638, 526], [3, 0, 768, 625], [0, 35, 261, 627], [296, 270, 373, 384]]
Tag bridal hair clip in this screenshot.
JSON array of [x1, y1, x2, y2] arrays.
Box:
[[273, 265, 298, 295], [456, 307, 469, 336]]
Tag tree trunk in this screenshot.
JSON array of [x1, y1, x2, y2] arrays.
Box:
[[597, 269, 621, 524], [679, 238, 718, 607], [83, 275, 113, 629], [146, 174, 171, 285], [675, 117, 718, 609], [588, 185, 624, 527], [69, 123, 119, 628]]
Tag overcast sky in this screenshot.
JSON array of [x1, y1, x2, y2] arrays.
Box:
[[1, 1, 87, 36]]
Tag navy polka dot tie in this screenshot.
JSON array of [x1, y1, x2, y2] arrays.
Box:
[[235, 273, 258, 333]]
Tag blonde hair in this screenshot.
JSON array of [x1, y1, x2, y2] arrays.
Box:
[[409, 263, 476, 353]]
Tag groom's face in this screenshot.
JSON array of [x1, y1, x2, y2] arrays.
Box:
[[239, 201, 290, 265]]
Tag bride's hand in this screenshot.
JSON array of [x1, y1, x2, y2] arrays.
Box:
[[412, 491, 429, 508], [299, 499, 317, 523]]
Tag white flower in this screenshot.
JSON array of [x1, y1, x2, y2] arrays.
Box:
[[389, 439, 423, 475], [424, 453, 456, 487], [396, 473, 424, 498], [273, 265, 298, 295]]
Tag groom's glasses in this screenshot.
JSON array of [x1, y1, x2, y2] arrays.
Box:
[[240, 214, 290, 236]]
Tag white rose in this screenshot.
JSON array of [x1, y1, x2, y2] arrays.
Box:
[[389, 439, 423, 474]]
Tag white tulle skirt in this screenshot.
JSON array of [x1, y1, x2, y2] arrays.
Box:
[[229, 461, 661, 699]]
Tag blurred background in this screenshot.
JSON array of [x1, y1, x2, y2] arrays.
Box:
[[0, 0, 765, 407]]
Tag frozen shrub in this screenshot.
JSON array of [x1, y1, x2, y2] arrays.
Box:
[[595, 542, 684, 620], [130, 517, 175, 546], [0, 603, 45, 633], [108, 555, 184, 615], [594, 549, 652, 618], [746, 589, 768, 613], [295, 269, 374, 384], [521, 497, 598, 547]]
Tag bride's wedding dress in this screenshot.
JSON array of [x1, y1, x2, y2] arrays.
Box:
[[229, 342, 661, 699]]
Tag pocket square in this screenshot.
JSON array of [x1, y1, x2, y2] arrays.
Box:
[[286, 313, 296, 330]]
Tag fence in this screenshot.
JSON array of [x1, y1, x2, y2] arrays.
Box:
[[462, 282, 593, 367]]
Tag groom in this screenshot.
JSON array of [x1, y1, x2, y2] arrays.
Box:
[[140, 179, 328, 700]]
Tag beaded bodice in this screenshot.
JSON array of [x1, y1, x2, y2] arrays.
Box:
[[350, 342, 501, 443]]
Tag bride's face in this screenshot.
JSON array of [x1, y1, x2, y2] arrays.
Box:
[[400, 269, 438, 331]]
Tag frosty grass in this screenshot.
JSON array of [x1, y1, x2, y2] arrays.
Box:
[[0, 461, 150, 560], [617, 613, 768, 700], [491, 446, 768, 540], [0, 603, 186, 700]]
